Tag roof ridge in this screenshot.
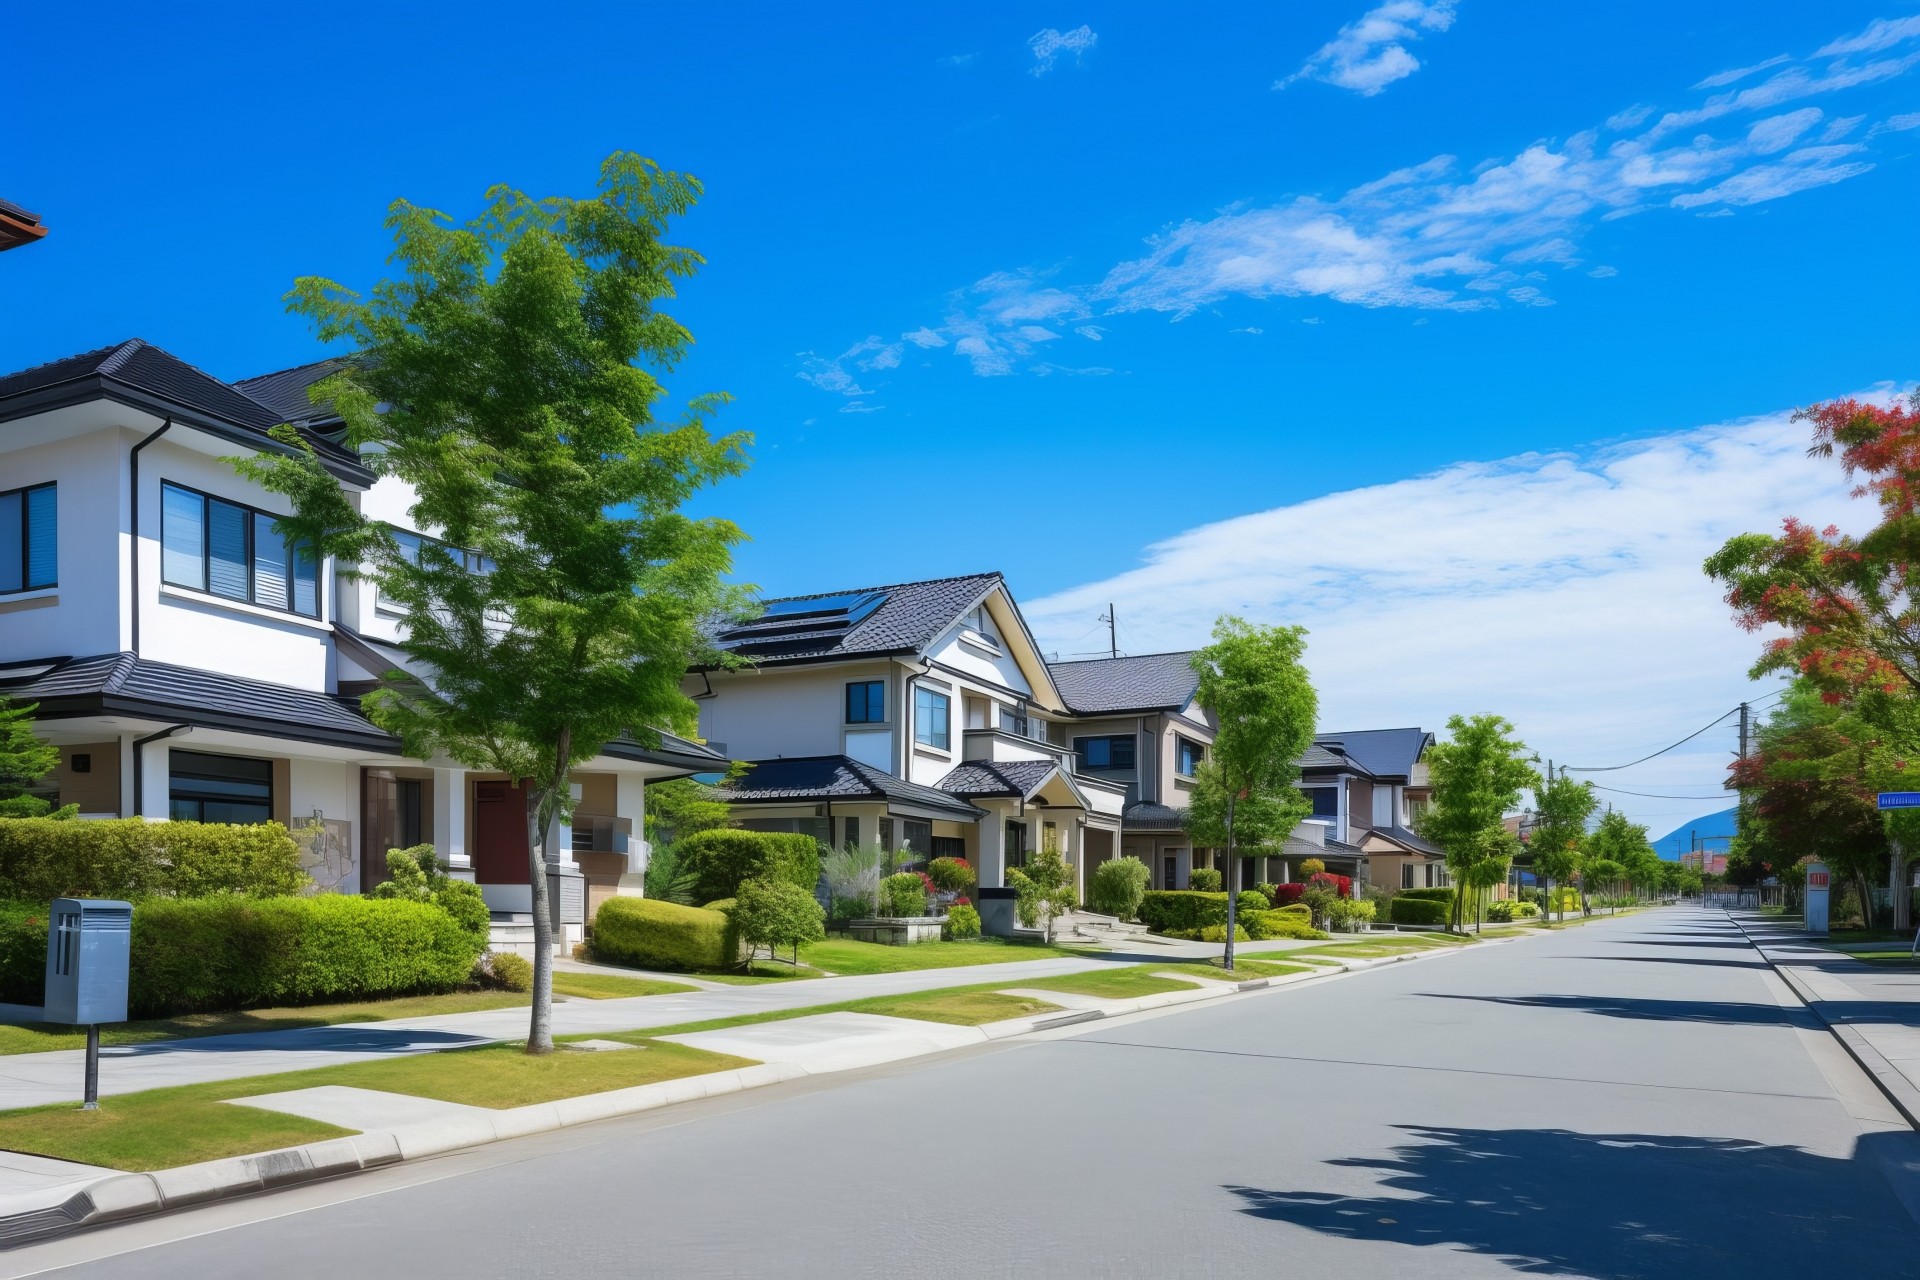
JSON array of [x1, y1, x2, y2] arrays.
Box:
[[1048, 649, 1198, 668], [0, 338, 144, 386], [755, 571, 1002, 605], [1317, 727, 1429, 736], [93, 339, 149, 376], [234, 355, 346, 387]]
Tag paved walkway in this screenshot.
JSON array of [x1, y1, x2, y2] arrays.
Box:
[[0, 939, 1326, 1111], [1730, 910, 1920, 1121]]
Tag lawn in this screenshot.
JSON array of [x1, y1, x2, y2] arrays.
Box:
[[549, 972, 696, 1000], [843, 990, 1061, 1025], [1178, 957, 1313, 981], [0, 1038, 753, 1172], [798, 937, 1087, 975], [1006, 967, 1204, 999]]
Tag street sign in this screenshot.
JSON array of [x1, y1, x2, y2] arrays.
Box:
[[1879, 792, 1920, 809]]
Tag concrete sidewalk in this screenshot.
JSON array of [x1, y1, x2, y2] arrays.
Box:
[[0, 938, 1329, 1111], [1729, 910, 1920, 1125]]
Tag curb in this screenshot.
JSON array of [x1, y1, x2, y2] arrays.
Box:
[[1724, 911, 1920, 1131], [0, 937, 1487, 1249]]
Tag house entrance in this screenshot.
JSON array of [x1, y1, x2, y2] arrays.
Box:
[[473, 779, 531, 885]]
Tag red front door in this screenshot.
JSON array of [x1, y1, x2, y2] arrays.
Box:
[[472, 779, 532, 885]]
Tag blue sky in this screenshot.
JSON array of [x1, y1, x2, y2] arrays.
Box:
[[4, 3, 1918, 833]]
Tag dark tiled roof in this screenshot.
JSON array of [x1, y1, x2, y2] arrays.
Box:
[[1314, 727, 1432, 780], [0, 340, 370, 483], [234, 358, 347, 427], [1298, 743, 1367, 774], [714, 756, 986, 819], [1048, 651, 1198, 715], [602, 729, 730, 772], [714, 573, 1001, 665], [1366, 823, 1443, 856], [1123, 800, 1187, 831], [1282, 834, 1366, 861], [935, 758, 1063, 799], [0, 653, 395, 750], [0, 198, 38, 221]]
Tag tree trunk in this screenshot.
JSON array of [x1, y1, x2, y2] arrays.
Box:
[[1222, 794, 1238, 973], [523, 731, 572, 1056]]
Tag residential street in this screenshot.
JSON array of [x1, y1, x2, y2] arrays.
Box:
[[11, 907, 1920, 1279]]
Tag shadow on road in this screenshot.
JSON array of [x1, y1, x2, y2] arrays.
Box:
[[1562, 955, 1773, 971], [1227, 1125, 1916, 1278], [1617, 939, 1754, 950], [1414, 992, 1821, 1029]]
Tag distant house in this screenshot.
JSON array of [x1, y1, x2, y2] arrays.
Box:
[[1298, 727, 1447, 891]]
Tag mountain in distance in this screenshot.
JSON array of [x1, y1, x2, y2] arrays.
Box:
[[1651, 807, 1737, 860]]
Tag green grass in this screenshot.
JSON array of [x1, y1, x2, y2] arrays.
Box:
[[549, 972, 695, 1000], [797, 937, 1086, 975], [843, 990, 1061, 1025], [1183, 957, 1312, 980], [682, 964, 830, 984], [0, 1038, 752, 1171], [1004, 968, 1203, 999]]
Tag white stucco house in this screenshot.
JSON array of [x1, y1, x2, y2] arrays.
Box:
[[0, 339, 724, 953]]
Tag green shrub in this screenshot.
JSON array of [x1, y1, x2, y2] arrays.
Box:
[[926, 857, 976, 893], [0, 902, 48, 1004], [1397, 887, 1456, 903], [1253, 910, 1327, 941], [732, 878, 825, 962], [944, 903, 982, 940], [881, 872, 927, 918], [1138, 890, 1230, 935], [1389, 896, 1450, 926], [702, 898, 737, 914], [483, 951, 533, 992], [593, 897, 737, 972], [1088, 856, 1151, 920], [675, 829, 822, 904], [1515, 901, 1540, 917], [1272, 903, 1311, 920], [0, 818, 308, 902], [1235, 890, 1268, 918], [369, 846, 487, 946], [1187, 867, 1223, 893], [1253, 882, 1279, 907], [1199, 923, 1250, 943], [1486, 900, 1515, 923]]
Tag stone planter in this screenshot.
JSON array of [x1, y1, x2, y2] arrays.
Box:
[[847, 916, 947, 946]]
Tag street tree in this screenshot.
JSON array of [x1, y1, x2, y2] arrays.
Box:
[[1583, 810, 1656, 912], [1186, 617, 1318, 970], [1420, 714, 1539, 932], [1007, 836, 1077, 944], [0, 697, 69, 820], [1529, 773, 1597, 924], [240, 153, 750, 1052]]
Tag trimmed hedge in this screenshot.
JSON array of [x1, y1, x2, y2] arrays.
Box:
[[1247, 910, 1328, 941], [1397, 887, 1455, 903], [1138, 890, 1230, 935], [0, 896, 482, 1016], [1187, 867, 1223, 893], [1198, 924, 1250, 943], [1235, 890, 1268, 917], [1271, 903, 1311, 920], [594, 897, 738, 972], [0, 818, 308, 901], [1389, 896, 1450, 926], [675, 830, 821, 904]]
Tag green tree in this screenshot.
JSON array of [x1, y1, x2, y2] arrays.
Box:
[[1583, 810, 1655, 913], [1528, 773, 1596, 924], [240, 154, 749, 1053], [1007, 836, 1077, 944], [1088, 855, 1151, 920], [732, 877, 825, 966], [1420, 715, 1539, 932], [0, 698, 71, 820], [1186, 617, 1318, 970]]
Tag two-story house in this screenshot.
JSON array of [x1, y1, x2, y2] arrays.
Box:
[[1297, 727, 1446, 891], [688, 574, 1130, 895], [0, 340, 724, 953]]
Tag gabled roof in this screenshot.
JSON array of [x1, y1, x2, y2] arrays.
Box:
[[1363, 823, 1444, 857], [1122, 800, 1187, 831], [0, 340, 371, 485], [712, 573, 1003, 665], [936, 758, 1079, 804], [1298, 743, 1370, 775], [1283, 833, 1365, 860], [713, 755, 987, 820], [235, 357, 348, 429], [1048, 651, 1198, 715], [1314, 727, 1433, 781]]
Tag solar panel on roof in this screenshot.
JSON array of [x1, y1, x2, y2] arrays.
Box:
[[717, 591, 888, 653]]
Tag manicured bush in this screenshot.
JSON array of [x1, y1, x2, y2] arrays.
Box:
[[927, 857, 976, 893], [1253, 882, 1279, 907], [1389, 896, 1450, 926], [1298, 857, 1326, 877], [0, 818, 308, 902], [882, 872, 927, 918], [1252, 910, 1327, 941], [1198, 923, 1251, 943], [944, 903, 982, 940], [369, 845, 488, 946], [733, 877, 825, 963], [1308, 871, 1353, 899], [1138, 890, 1230, 935], [1187, 867, 1223, 893], [1487, 900, 1515, 923], [1272, 903, 1311, 920], [1273, 883, 1305, 906], [674, 829, 822, 905], [1515, 901, 1541, 918], [1397, 887, 1456, 903], [1088, 856, 1151, 920], [1328, 897, 1377, 931], [1235, 890, 1268, 918], [0, 901, 48, 1004], [594, 897, 737, 972], [482, 951, 534, 992]]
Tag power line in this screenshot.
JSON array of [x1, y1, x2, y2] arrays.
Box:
[[1562, 708, 1740, 773], [1590, 783, 1735, 801]]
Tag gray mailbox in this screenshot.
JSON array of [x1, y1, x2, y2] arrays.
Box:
[[45, 898, 131, 1027]]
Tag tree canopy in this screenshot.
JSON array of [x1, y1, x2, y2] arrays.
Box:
[[1420, 714, 1538, 930], [1528, 773, 1596, 922], [0, 698, 70, 820]]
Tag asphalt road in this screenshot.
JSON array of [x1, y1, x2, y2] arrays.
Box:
[[12, 907, 1920, 1279]]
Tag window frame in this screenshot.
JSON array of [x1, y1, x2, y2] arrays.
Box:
[[1303, 786, 1339, 820], [1175, 736, 1205, 777], [0, 481, 57, 595], [1074, 734, 1137, 772], [167, 749, 274, 825], [845, 680, 886, 725], [914, 686, 951, 751], [159, 481, 319, 618]]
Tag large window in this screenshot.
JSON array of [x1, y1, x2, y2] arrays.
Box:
[[1075, 734, 1136, 771], [0, 483, 56, 595], [161, 482, 318, 617], [915, 686, 951, 750], [1005, 820, 1029, 869], [1304, 787, 1338, 820], [1176, 736, 1205, 777], [846, 680, 885, 724], [168, 750, 272, 824]]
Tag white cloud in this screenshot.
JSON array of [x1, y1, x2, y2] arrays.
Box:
[[1230, 326, 1265, 334], [1075, 324, 1106, 341], [1871, 111, 1920, 136], [1023, 394, 1906, 832], [1588, 264, 1618, 278], [838, 400, 883, 414], [939, 52, 979, 68], [796, 336, 902, 395], [1279, 1, 1457, 97], [1745, 106, 1824, 153], [1029, 25, 1097, 76], [1817, 15, 1920, 57], [1649, 54, 1920, 136], [1670, 144, 1873, 208], [902, 327, 948, 349], [1694, 54, 1790, 90], [1606, 104, 1654, 131]]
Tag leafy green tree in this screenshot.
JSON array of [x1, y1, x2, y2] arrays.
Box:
[[1008, 838, 1077, 943], [369, 844, 489, 945], [1582, 811, 1655, 913], [1528, 774, 1596, 923], [0, 698, 71, 820], [241, 154, 750, 1052], [643, 773, 738, 847], [1088, 855, 1151, 920], [1186, 617, 1318, 970], [1420, 715, 1539, 931], [732, 877, 824, 966]]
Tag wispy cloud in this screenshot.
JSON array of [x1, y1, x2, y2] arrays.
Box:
[[1818, 15, 1920, 57], [796, 336, 905, 401], [1029, 25, 1097, 76], [1694, 54, 1789, 90], [1025, 393, 1906, 830], [1278, 1, 1457, 97], [938, 52, 979, 68]]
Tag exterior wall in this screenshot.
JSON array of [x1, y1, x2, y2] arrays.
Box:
[[1345, 777, 1373, 845], [924, 614, 1032, 698], [43, 741, 121, 816], [691, 661, 897, 764], [1065, 715, 1145, 802], [0, 425, 128, 661], [340, 475, 422, 644]]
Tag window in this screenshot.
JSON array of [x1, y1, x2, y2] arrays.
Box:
[[915, 686, 951, 750], [0, 483, 57, 594], [168, 750, 272, 824], [846, 681, 885, 724], [902, 819, 932, 855], [1075, 735, 1136, 771], [1176, 736, 1204, 776], [378, 528, 493, 615], [160, 483, 318, 617], [843, 816, 860, 848], [930, 835, 966, 860], [1005, 820, 1029, 869], [1303, 787, 1338, 820], [1402, 863, 1417, 889]]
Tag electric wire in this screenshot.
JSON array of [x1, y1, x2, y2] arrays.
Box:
[[1562, 708, 1741, 773]]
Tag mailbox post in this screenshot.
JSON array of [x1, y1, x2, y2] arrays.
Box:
[[44, 899, 132, 1110]]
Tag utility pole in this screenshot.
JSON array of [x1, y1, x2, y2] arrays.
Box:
[[1106, 605, 1117, 659]]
